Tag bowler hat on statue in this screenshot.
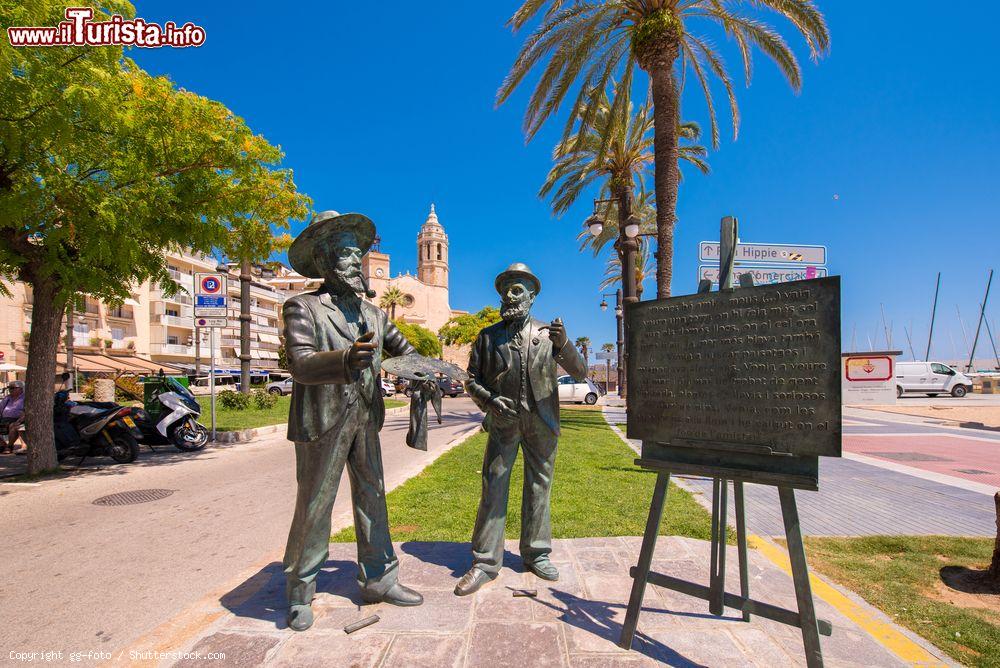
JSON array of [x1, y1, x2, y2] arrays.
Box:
[[288, 210, 376, 278], [495, 262, 541, 295]]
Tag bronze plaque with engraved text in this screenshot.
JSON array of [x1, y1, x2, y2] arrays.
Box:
[[626, 277, 841, 458]]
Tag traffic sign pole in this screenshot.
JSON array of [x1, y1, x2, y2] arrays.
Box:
[[210, 327, 216, 442]]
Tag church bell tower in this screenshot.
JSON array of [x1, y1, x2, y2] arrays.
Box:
[[416, 203, 448, 288]]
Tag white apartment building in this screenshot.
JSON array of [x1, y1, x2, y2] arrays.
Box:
[[0, 250, 286, 379]]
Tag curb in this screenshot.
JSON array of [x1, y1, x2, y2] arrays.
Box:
[[211, 405, 409, 444]]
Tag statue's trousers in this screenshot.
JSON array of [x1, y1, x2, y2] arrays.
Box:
[[283, 402, 397, 605], [471, 410, 557, 575]]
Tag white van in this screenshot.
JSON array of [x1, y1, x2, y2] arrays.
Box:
[[894, 362, 973, 398]]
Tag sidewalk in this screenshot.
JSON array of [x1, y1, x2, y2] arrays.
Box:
[[127, 537, 933, 667]]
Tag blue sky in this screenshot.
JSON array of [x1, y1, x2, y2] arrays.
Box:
[[131, 1, 999, 364]]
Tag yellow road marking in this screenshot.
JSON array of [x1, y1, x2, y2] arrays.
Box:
[[748, 535, 945, 666]]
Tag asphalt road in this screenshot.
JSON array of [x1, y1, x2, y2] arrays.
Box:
[[0, 398, 483, 661]]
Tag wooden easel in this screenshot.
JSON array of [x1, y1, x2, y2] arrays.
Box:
[[618, 467, 831, 668], [618, 217, 835, 667]]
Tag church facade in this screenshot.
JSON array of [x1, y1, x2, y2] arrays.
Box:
[[362, 204, 466, 333]]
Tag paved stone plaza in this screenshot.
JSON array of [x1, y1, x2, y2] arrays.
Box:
[[163, 537, 943, 667]]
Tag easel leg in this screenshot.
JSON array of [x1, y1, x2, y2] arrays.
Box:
[[619, 472, 671, 650], [709, 478, 728, 616], [778, 487, 824, 668], [735, 481, 751, 622]]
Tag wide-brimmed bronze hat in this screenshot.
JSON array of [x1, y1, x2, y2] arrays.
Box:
[[288, 210, 376, 278], [494, 262, 541, 295]]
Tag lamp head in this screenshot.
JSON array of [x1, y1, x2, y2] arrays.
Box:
[[584, 214, 604, 237], [623, 214, 641, 239]]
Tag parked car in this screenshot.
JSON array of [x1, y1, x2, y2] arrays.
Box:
[[381, 378, 395, 397], [895, 362, 973, 398], [266, 378, 294, 395], [557, 375, 601, 405], [436, 376, 464, 398]]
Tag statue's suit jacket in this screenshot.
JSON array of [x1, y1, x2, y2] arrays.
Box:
[[465, 317, 588, 436], [283, 287, 414, 443]]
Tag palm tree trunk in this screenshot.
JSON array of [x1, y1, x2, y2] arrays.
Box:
[[645, 42, 681, 299], [23, 275, 64, 474]]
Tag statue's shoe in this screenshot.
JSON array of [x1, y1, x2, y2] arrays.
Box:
[[454, 567, 496, 596], [287, 604, 314, 632], [362, 583, 424, 607], [525, 559, 559, 581]]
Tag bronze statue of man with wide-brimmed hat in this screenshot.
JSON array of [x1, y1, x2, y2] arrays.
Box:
[[281, 210, 424, 631], [455, 262, 587, 595]]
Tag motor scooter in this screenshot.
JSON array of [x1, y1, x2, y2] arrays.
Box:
[[54, 390, 143, 464], [132, 374, 209, 451]]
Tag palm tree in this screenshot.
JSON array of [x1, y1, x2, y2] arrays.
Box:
[[600, 239, 655, 299], [499, 0, 829, 297], [379, 285, 406, 320], [540, 85, 652, 225], [575, 336, 591, 368], [576, 123, 708, 259], [601, 342, 615, 353]]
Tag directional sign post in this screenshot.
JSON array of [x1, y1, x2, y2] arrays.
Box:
[[699, 265, 828, 287], [699, 241, 827, 266], [193, 272, 229, 442]]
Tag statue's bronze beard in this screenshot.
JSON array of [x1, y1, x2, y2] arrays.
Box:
[[500, 300, 532, 322]]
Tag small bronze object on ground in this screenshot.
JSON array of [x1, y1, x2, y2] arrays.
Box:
[[344, 614, 380, 634], [512, 589, 537, 598]]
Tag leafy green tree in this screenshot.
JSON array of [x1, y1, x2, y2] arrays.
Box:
[[378, 285, 407, 320], [221, 194, 306, 396], [500, 0, 828, 297], [439, 307, 502, 346], [277, 343, 288, 371], [0, 1, 309, 473], [393, 320, 441, 358]]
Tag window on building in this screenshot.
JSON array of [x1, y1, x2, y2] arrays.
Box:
[[72, 322, 89, 345], [437, 243, 442, 260], [111, 328, 124, 341], [167, 335, 179, 345], [166, 308, 179, 317]]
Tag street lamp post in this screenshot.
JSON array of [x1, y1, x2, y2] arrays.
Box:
[[588, 190, 655, 404], [585, 193, 640, 305], [600, 290, 625, 399]]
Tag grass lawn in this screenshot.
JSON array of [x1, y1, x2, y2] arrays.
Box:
[[213, 395, 292, 431], [802, 535, 999, 667], [333, 408, 713, 543], [212, 396, 405, 431]]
